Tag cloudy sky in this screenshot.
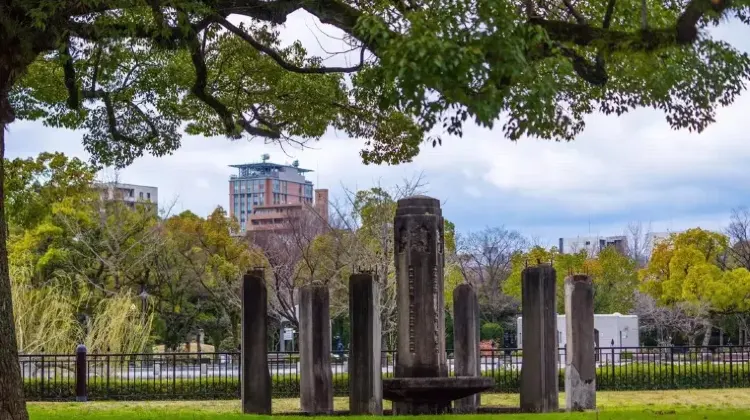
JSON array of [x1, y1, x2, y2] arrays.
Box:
[[6, 13, 750, 246]]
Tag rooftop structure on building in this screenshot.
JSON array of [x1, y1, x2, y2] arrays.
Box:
[[558, 235, 627, 256], [94, 182, 158, 210], [229, 156, 328, 233], [559, 231, 677, 261]]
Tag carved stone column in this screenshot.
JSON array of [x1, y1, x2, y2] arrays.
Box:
[[393, 195, 447, 414]]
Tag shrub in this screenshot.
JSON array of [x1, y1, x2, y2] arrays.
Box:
[[480, 323, 503, 342], [24, 374, 350, 401]]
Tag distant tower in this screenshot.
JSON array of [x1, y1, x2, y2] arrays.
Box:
[[314, 189, 329, 225]]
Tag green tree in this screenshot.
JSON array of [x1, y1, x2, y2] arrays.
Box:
[[158, 208, 262, 349], [640, 228, 750, 345], [1, 1, 749, 417], [4, 152, 96, 231], [594, 245, 639, 314], [504, 246, 637, 314]]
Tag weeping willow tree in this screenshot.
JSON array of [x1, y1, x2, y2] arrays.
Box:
[[11, 264, 153, 355], [10, 266, 81, 354], [83, 291, 154, 354]]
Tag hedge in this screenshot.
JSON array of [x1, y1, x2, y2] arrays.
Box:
[[23, 362, 750, 401], [24, 374, 351, 401]]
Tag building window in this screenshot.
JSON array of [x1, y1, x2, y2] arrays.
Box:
[[139, 191, 144, 199], [273, 179, 280, 192], [147, 192, 151, 200]]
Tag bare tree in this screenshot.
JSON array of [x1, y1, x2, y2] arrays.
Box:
[[252, 201, 359, 329], [633, 291, 709, 346], [727, 207, 750, 270], [624, 221, 653, 267], [456, 227, 526, 324]]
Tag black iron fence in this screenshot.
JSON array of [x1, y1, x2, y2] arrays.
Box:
[[19, 345, 750, 401]]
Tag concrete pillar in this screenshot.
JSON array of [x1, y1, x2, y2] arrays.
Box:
[[393, 195, 448, 415], [520, 264, 559, 413], [241, 270, 271, 414], [299, 284, 333, 414], [349, 273, 383, 415], [565, 275, 596, 411], [453, 284, 480, 413]]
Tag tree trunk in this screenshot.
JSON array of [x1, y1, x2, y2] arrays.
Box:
[[0, 53, 30, 419], [0, 124, 30, 420], [702, 321, 713, 347]]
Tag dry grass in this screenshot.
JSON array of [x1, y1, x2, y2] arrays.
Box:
[[28, 389, 750, 415]]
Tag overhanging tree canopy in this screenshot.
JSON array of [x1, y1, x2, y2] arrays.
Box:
[[2, 0, 749, 167]]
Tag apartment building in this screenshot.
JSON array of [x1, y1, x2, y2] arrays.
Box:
[[228, 157, 328, 233]]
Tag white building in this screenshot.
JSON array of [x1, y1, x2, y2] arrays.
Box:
[[516, 313, 639, 364], [558, 235, 627, 256], [95, 182, 158, 210], [643, 231, 672, 257]]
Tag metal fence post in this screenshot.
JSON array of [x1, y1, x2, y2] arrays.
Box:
[[40, 349, 45, 400], [669, 347, 675, 389], [729, 346, 734, 387], [76, 344, 88, 402], [610, 341, 616, 383]]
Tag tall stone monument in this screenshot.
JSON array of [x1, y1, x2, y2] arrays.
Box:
[[394, 196, 447, 379], [241, 270, 271, 414], [453, 283, 481, 413], [349, 273, 383, 415], [520, 264, 559, 413], [564, 275, 596, 411], [299, 284, 333, 414], [383, 196, 493, 414]]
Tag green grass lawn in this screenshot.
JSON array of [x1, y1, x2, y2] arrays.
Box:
[[28, 389, 750, 419]]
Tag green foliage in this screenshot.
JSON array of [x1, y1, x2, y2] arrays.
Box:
[[594, 246, 639, 314], [4, 152, 96, 231], [640, 228, 750, 314], [505, 245, 639, 313], [5, 153, 258, 352], [480, 322, 503, 341], [4, 1, 749, 167], [10, 265, 81, 354]]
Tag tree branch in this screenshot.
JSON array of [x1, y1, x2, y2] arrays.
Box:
[[535, 0, 729, 50], [62, 40, 79, 110], [561, 0, 586, 24], [213, 15, 365, 74], [602, 0, 617, 29]]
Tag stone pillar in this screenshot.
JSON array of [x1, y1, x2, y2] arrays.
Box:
[[565, 275, 596, 411], [241, 270, 271, 414], [299, 284, 333, 414], [349, 273, 383, 415], [453, 284, 480, 413], [520, 264, 559, 413], [393, 195, 447, 415]]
